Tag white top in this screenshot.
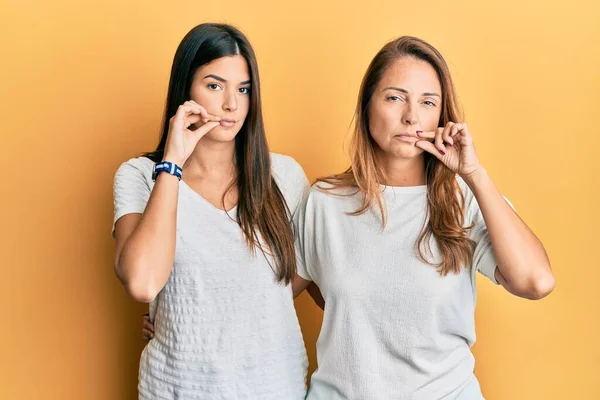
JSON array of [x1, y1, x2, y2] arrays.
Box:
[[113, 153, 309, 400], [294, 178, 507, 400]]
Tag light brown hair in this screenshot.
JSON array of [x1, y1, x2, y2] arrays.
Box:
[[319, 36, 474, 275]]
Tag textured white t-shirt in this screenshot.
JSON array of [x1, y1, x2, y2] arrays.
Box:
[[113, 153, 309, 400], [294, 178, 506, 400]]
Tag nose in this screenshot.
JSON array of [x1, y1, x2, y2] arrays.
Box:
[[223, 89, 238, 113], [402, 102, 418, 126]]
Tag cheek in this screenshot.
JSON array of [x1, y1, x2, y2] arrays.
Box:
[[369, 104, 395, 138], [189, 87, 205, 103], [239, 96, 250, 117], [189, 86, 219, 111], [420, 108, 441, 130]]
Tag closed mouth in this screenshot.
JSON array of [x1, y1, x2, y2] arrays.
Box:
[[394, 133, 417, 138], [219, 119, 236, 126]]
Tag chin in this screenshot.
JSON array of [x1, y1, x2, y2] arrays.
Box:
[[203, 126, 241, 143], [385, 141, 424, 159]]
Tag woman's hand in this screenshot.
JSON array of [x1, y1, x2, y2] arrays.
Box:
[[142, 313, 155, 341], [162, 100, 221, 165], [415, 122, 482, 178]]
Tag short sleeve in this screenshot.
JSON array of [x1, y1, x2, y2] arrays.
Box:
[[271, 154, 310, 217], [112, 157, 154, 236], [293, 192, 312, 281]]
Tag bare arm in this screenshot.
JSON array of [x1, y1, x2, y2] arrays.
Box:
[[416, 123, 555, 300], [114, 173, 180, 302], [114, 101, 220, 302], [465, 169, 555, 300]]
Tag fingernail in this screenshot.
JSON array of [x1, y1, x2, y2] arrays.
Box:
[[416, 130, 423, 136], [440, 150, 446, 155]]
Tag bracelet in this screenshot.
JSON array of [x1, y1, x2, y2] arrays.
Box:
[[152, 161, 183, 181]]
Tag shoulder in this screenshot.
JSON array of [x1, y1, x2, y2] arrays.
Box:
[[270, 153, 309, 212], [270, 152, 308, 193], [302, 180, 361, 212], [115, 156, 155, 180], [270, 153, 305, 180], [113, 157, 156, 196], [312, 179, 360, 198]]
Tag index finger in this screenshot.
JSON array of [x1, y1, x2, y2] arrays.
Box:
[[416, 130, 436, 139], [187, 100, 221, 121]]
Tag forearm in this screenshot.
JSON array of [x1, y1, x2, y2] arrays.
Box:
[[464, 168, 554, 299]]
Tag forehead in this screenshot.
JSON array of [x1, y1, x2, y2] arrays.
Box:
[[197, 55, 250, 80], [379, 57, 441, 92]]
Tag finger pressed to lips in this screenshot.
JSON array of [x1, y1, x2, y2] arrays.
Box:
[[417, 129, 453, 148], [181, 102, 221, 122], [416, 130, 436, 139], [417, 126, 464, 138]]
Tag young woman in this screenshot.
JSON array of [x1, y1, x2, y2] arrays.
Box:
[[292, 36, 555, 399], [113, 23, 310, 399]]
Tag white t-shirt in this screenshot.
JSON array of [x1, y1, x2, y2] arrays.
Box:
[[113, 153, 309, 400], [294, 178, 506, 400]]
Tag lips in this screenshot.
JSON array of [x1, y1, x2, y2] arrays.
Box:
[[393, 133, 419, 143], [394, 132, 417, 138], [219, 119, 236, 127]]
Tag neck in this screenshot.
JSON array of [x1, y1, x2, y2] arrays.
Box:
[[376, 151, 426, 187], [184, 136, 237, 180]]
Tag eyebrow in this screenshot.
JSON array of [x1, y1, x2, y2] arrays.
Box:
[[203, 74, 251, 85], [382, 86, 440, 98]]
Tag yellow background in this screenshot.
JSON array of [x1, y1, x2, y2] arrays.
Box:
[[2, 0, 598, 399]]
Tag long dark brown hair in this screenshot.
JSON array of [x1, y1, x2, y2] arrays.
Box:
[[145, 23, 296, 284], [319, 36, 475, 276]]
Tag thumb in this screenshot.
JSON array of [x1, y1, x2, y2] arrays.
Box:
[[193, 121, 221, 141]]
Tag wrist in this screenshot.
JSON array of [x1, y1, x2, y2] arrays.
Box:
[[461, 167, 489, 189], [155, 171, 180, 183], [153, 160, 183, 182], [162, 154, 184, 166]]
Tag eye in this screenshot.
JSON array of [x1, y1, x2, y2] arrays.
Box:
[[423, 100, 437, 107], [386, 96, 404, 102], [239, 87, 250, 95], [207, 83, 222, 91]]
